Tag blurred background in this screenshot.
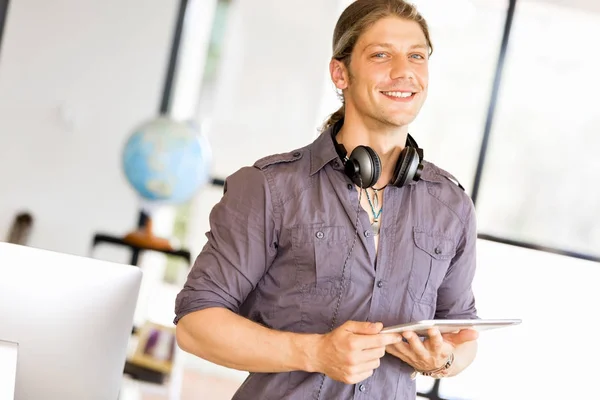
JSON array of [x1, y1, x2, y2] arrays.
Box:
[[0, 0, 598, 399]]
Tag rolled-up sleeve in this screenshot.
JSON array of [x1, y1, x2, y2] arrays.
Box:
[[435, 199, 478, 320], [173, 166, 277, 324]]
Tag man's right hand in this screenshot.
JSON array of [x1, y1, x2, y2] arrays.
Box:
[[312, 321, 403, 384]]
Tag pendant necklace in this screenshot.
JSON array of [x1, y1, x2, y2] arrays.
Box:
[[371, 184, 387, 210], [364, 189, 382, 236]]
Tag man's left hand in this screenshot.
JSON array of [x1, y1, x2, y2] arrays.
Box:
[[385, 328, 478, 373]]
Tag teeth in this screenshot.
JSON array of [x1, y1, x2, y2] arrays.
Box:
[[383, 91, 413, 98]]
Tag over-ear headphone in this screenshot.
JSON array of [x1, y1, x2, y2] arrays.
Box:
[[331, 119, 424, 189]]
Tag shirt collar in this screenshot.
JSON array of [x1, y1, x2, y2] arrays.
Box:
[[309, 125, 340, 176]]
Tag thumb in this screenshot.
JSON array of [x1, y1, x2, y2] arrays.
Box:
[[345, 321, 383, 335], [444, 328, 479, 346]]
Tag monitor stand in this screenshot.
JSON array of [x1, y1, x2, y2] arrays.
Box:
[[0, 339, 18, 400]]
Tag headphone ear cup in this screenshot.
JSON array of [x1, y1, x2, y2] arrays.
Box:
[[347, 145, 381, 188], [392, 147, 420, 187], [365, 147, 382, 187]]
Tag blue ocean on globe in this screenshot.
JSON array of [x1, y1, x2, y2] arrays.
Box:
[[122, 117, 212, 204]]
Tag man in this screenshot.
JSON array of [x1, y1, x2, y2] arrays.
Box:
[[174, 1, 479, 399]]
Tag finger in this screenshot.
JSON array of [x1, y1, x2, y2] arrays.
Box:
[[443, 328, 479, 346], [345, 369, 376, 385], [386, 340, 412, 359], [345, 321, 383, 335], [350, 358, 381, 375], [402, 331, 428, 359], [356, 347, 386, 363], [425, 328, 444, 354], [356, 333, 402, 350], [386, 342, 414, 358]]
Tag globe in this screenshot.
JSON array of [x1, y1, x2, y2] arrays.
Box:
[[122, 116, 212, 205]]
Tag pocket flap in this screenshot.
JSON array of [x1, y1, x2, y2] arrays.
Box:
[[291, 225, 347, 245], [413, 227, 456, 260]]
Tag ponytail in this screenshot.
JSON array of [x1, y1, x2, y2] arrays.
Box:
[[320, 105, 345, 132]]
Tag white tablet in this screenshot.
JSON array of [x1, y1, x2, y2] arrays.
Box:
[[380, 319, 522, 336]]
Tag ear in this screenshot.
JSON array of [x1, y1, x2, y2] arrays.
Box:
[[329, 59, 349, 90]]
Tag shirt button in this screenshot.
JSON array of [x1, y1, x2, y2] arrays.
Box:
[[315, 231, 325, 239], [359, 384, 366, 392], [347, 183, 353, 190], [293, 151, 301, 157], [377, 280, 383, 288], [333, 160, 340, 168], [434, 247, 442, 255], [363, 230, 371, 238]]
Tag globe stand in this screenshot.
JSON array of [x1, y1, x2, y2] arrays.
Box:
[[122, 218, 174, 252]]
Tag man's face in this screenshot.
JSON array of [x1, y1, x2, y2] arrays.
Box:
[[333, 16, 430, 129]]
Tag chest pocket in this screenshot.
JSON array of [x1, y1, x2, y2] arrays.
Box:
[[408, 227, 457, 306], [290, 225, 348, 297]]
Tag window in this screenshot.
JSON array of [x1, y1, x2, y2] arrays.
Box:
[[0, 0, 8, 52], [408, 0, 509, 194], [164, 0, 233, 285], [475, 0, 600, 258]]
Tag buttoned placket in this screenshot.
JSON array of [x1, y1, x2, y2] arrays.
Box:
[[353, 185, 398, 400]]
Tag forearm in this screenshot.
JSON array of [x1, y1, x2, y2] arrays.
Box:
[[446, 340, 477, 377], [176, 307, 320, 373]]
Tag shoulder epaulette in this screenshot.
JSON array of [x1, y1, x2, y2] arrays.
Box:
[[253, 150, 304, 170]]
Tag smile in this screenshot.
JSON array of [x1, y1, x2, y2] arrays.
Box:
[[380, 91, 416, 101]]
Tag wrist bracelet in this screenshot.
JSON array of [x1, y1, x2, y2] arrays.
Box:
[[410, 353, 454, 380]]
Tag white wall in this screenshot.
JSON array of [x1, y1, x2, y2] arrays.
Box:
[[0, 0, 178, 259]]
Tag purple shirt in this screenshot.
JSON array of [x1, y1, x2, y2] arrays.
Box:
[[174, 127, 478, 400]]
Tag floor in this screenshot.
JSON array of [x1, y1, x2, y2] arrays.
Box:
[[120, 369, 244, 400]]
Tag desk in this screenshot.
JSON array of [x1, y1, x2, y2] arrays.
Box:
[[91, 233, 191, 267]]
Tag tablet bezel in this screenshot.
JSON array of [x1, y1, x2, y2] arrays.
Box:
[[380, 319, 522, 335]]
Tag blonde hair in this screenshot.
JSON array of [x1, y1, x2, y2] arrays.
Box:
[[320, 0, 433, 132]]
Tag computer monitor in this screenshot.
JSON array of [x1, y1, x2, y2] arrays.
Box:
[[0, 242, 143, 400]]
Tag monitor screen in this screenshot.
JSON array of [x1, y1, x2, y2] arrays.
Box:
[[0, 243, 142, 400]]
